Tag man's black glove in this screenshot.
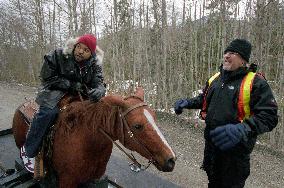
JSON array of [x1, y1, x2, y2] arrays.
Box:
[[69, 82, 83, 94], [174, 99, 190, 115], [88, 85, 106, 102], [210, 123, 250, 151]]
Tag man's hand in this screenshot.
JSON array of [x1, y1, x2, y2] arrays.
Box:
[[174, 99, 190, 115], [70, 82, 83, 94], [88, 86, 106, 102], [210, 123, 249, 151]]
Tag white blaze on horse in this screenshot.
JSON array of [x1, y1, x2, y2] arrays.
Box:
[[12, 87, 176, 187]]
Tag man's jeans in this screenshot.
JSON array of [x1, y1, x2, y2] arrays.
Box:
[[24, 106, 59, 158]]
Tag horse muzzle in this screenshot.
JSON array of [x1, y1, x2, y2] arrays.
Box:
[[155, 157, 176, 172]]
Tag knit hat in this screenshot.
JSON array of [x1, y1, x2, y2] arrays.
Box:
[[224, 39, 252, 62], [77, 34, 97, 54]]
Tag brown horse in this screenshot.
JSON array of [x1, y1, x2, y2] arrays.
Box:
[[12, 87, 176, 187]]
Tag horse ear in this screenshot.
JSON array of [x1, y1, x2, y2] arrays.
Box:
[[135, 87, 144, 101], [102, 95, 128, 109]]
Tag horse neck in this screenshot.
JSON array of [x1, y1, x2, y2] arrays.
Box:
[[102, 106, 125, 144]]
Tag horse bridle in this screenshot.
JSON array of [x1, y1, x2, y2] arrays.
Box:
[[99, 102, 158, 172]]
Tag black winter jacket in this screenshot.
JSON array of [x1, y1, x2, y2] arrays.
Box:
[[187, 66, 278, 153], [36, 48, 105, 109]]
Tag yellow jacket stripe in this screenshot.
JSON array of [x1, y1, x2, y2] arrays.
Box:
[[205, 72, 256, 121]]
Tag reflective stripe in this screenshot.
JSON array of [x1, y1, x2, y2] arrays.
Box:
[[200, 72, 220, 120], [238, 72, 256, 121], [208, 72, 220, 86], [202, 72, 256, 121]]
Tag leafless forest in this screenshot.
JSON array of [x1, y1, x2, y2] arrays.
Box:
[[0, 0, 283, 152]]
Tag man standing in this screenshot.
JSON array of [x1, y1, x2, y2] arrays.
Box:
[[25, 34, 106, 158], [174, 39, 278, 187]]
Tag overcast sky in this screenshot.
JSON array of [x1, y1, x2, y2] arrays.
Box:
[[93, 0, 249, 35]]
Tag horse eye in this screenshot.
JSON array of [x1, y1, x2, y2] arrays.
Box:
[[133, 124, 143, 130]]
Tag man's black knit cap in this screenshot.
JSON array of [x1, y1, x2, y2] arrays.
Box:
[[224, 39, 252, 62]]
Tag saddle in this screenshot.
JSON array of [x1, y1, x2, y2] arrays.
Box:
[[18, 100, 39, 125]]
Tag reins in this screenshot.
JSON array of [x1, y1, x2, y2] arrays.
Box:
[[99, 128, 145, 169]]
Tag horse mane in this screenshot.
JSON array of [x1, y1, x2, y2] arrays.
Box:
[[56, 93, 144, 142], [57, 100, 120, 137]]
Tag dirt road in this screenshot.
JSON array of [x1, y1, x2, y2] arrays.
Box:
[[0, 81, 283, 187]]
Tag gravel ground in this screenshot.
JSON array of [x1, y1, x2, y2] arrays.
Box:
[[0, 81, 283, 187]]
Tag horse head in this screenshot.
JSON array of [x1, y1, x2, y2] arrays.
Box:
[[102, 87, 176, 172]]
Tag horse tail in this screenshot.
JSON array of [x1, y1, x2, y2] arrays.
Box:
[[12, 108, 29, 149]]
